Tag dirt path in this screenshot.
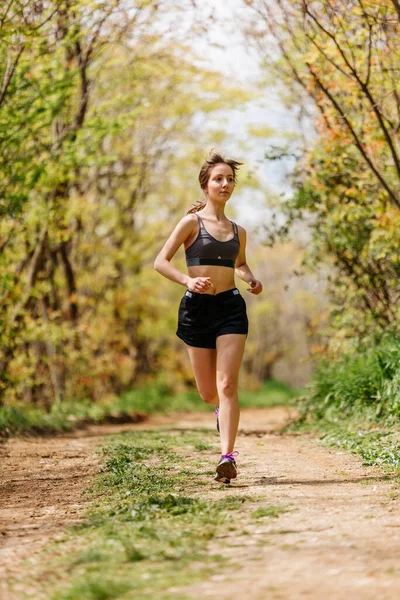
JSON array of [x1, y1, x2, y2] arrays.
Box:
[[1, 408, 400, 599], [0, 413, 176, 592]]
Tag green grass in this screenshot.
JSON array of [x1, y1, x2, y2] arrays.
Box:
[[0, 378, 301, 438], [288, 402, 400, 472], [299, 332, 400, 424], [117, 378, 301, 414], [317, 422, 400, 470], [10, 427, 290, 600], [252, 505, 292, 519], [286, 332, 400, 474], [239, 379, 302, 409]]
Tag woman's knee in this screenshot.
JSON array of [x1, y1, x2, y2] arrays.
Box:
[[217, 376, 238, 398], [199, 389, 218, 404]]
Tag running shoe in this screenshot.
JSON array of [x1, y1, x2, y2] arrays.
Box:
[[215, 406, 220, 433], [214, 451, 239, 484]]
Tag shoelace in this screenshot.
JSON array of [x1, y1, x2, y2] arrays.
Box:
[[221, 451, 239, 461]]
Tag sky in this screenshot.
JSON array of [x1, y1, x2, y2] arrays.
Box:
[[155, 0, 314, 229], [191, 1, 310, 227]]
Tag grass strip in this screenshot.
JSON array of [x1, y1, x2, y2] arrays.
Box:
[[288, 332, 400, 472], [9, 427, 291, 600], [0, 379, 301, 438], [318, 423, 400, 470], [288, 411, 400, 473]]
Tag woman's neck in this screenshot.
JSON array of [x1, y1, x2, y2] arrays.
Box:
[[201, 201, 226, 221]]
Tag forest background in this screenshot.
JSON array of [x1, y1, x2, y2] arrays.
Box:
[[2, 0, 400, 434]]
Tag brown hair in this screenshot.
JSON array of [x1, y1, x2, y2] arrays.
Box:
[[187, 150, 244, 214]]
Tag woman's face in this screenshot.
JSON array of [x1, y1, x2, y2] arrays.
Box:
[[204, 163, 235, 201]]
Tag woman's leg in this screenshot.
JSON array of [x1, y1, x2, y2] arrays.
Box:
[[185, 345, 219, 405], [215, 334, 246, 454]]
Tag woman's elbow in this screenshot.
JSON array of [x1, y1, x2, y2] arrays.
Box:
[[154, 256, 166, 272]]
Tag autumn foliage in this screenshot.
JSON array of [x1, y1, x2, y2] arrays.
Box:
[[245, 0, 400, 349], [0, 1, 253, 407]]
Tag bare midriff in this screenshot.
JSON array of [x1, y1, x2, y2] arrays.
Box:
[[187, 265, 236, 295]]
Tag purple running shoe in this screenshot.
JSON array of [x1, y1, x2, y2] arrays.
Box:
[[214, 451, 239, 484]]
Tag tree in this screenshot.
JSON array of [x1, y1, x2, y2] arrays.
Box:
[[0, 1, 252, 405], [243, 0, 400, 340]]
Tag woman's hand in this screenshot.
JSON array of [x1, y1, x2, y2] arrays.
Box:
[[187, 277, 214, 294], [247, 278, 263, 295]]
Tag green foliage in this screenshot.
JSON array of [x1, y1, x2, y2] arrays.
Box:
[[247, 1, 400, 341], [0, 1, 256, 408], [239, 379, 302, 408], [289, 332, 400, 472], [119, 378, 300, 415], [0, 378, 301, 437], [299, 332, 400, 424], [0, 401, 99, 437]]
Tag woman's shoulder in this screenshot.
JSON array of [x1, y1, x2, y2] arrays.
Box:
[[174, 213, 199, 237], [235, 222, 246, 234], [180, 212, 199, 227]]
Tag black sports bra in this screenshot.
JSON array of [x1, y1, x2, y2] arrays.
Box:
[[185, 214, 240, 268]]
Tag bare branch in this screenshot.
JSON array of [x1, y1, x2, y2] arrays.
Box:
[[32, 8, 60, 31], [303, 2, 358, 76], [0, 224, 16, 254], [391, 0, 400, 22], [0, 0, 16, 29], [0, 44, 25, 107], [306, 62, 400, 208], [10, 224, 48, 327], [303, 2, 400, 183]]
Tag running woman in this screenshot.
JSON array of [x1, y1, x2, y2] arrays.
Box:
[[154, 151, 263, 484]]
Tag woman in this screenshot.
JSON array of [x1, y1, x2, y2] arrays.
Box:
[[154, 151, 263, 484]]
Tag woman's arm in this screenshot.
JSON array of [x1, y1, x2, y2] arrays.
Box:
[[154, 214, 213, 293], [235, 226, 263, 295]]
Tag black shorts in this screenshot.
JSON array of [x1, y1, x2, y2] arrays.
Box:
[[176, 287, 249, 349]]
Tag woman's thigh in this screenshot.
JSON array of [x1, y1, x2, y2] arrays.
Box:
[[216, 334, 246, 391], [185, 345, 218, 402]]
